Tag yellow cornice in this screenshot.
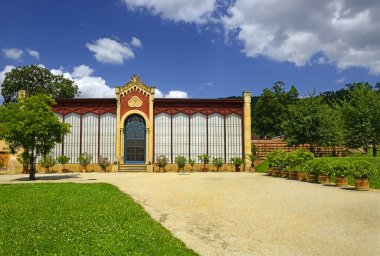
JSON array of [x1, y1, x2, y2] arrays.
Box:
[[116, 74, 155, 97]]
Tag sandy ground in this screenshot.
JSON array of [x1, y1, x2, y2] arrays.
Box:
[[1, 172, 380, 256]]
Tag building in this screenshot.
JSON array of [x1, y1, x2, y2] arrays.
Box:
[[3, 75, 251, 173]]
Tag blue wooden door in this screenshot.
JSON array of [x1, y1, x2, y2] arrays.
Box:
[[124, 114, 145, 163]]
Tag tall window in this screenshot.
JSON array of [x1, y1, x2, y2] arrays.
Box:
[[63, 113, 81, 163], [190, 113, 207, 162], [99, 113, 116, 163], [82, 113, 99, 163], [208, 113, 224, 160], [172, 113, 189, 161], [226, 114, 242, 160], [154, 113, 171, 162]]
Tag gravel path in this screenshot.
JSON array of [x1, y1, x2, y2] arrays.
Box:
[[1, 172, 379, 255]]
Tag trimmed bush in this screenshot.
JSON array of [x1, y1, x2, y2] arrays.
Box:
[[350, 160, 376, 178]]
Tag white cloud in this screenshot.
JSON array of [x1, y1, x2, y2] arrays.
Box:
[[154, 88, 164, 98], [86, 38, 135, 64], [71, 65, 94, 78], [222, 0, 380, 74], [131, 37, 143, 48], [154, 88, 188, 98], [122, 0, 216, 24], [27, 49, 40, 59], [2, 48, 23, 60], [0, 65, 16, 103]]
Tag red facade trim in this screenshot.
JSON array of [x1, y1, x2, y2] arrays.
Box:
[[52, 98, 117, 116]]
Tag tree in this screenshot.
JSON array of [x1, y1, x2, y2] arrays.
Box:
[[340, 83, 380, 156], [254, 81, 298, 137], [283, 96, 343, 153], [1, 65, 79, 103], [0, 94, 70, 180]]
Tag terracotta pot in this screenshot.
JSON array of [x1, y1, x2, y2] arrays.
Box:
[[280, 170, 288, 178], [318, 175, 330, 184], [235, 166, 240, 172], [273, 167, 281, 177], [249, 167, 255, 172], [267, 169, 273, 176], [202, 167, 209, 172], [354, 178, 369, 191], [335, 176, 348, 187], [217, 167, 221, 172], [307, 173, 318, 183], [296, 172, 306, 181], [288, 171, 297, 180]]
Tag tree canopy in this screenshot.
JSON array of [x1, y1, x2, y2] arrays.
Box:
[[0, 94, 70, 179], [1, 65, 79, 103]]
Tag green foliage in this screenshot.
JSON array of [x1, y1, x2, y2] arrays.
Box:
[[230, 157, 243, 167], [198, 154, 210, 166], [174, 155, 187, 169], [254, 81, 299, 137], [330, 159, 351, 177], [296, 149, 315, 171], [78, 153, 92, 167], [40, 155, 56, 172], [156, 155, 168, 169], [246, 154, 256, 167], [1, 65, 79, 103], [283, 96, 343, 151], [98, 156, 111, 171], [16, 151, 30, 168], [266, 150, 287, 167], [0, 183, 196, 255], [255, 160, 269, 173], [57, 155, 70, 165], [188, 158, 195, 166], [0, 94, 70, 180], [350, 160, 376, 178], [212, 157, 224, 167], [310, 158, 332, 176]]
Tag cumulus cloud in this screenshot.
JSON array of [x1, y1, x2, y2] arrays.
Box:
[[86, 38, 135, 64], [222, 0, 380, 74], [131, 37, 143, 48], [71, 65, 94, 78], [154, 88, 164, 98], [154, 88, 188, 98], [27, 49, 40, 59], [2, 48, 23, 60], [122, 0, 216, 24]]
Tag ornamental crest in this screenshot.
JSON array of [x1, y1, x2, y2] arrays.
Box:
[[128, 96, 143, 108]]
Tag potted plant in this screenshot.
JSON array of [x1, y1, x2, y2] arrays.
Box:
[[246, 153, 256, 172], [40, 154, 56, 173], [156, 155, 168, 172], [272, 150, 287, 177], [304, 160, 318, 183], [98, 156, 110, 172], [78, 152, 92, 172], [330, 159, 351, 187], [175, 155, 187, 172], [230, 157, 243, 172], [57, 155, 70, 173], [198, 154, 210, 172], [188, 158, 195, 172], [351, 160, 375, 191], [286, 151, 298, 179], [295, 149, 314, 181], [212, 157, 224, 172], [313, 158, 331, 184], [266, 151, 276, 176]]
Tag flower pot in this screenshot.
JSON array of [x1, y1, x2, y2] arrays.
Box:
[[249, 167, 255, 172], [288, 171, 297, 180], [202, 167, 208, 172], [267, 169, 273, 176], [296, 172, 306, 181], [318, 175, 330, 184], [280, 170, 288, 178], [235, 166, 240, 172], [335, 176, 348, 187], [307, 173, 318, 183], [354, 178, 369, 191], [217, 166, 222, 172], [273, 167, 281, 177]]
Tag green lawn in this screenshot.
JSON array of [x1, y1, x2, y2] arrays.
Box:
[[255, 157, 380, 189], [0, 183, 197, 256]]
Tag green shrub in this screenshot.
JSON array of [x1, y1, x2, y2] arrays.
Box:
[[198, 154, 210, 168], [57, 155, 70, 166], [175, 155, 187, 170], [230, 157, 243, 167], [40, 155, 56, 173], [212, 157, 224, 168], [350, 160, 376, 178], [188, 158, 195, 166], [312, 158, 332, 175], [156, 155, 168, 170], [98, 156, 111, 171], [266, 150, 287, 168], [297, 149, 314, 172], [330, 159, 351, 177], [78, 153, 92, 168]]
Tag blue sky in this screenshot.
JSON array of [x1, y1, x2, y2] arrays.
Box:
[[1, 0, 379, 101]]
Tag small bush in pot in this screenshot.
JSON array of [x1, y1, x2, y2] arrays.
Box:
[[312, 158, 332, 184], [230, 157, 244, 172], [188, 158, 195, 172], [198, 154, 210, 172], [266, 151, 276, 176], [304, 160, 318, 183], [175, 155, 187, 172], [57, 155, 70, 173], [40, 154, 56, 173], [270, 150, 287, 177], [330, 159, 351, 187], [156, 155, 168, 172], [296, 149, 314, 181], [350, 160, 375, 191], [98, 156, 111, 172], [78, 153, 92, 172], [212, 157, 224, 172]]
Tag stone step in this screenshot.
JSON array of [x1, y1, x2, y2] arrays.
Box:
[[118, 164, 147, 172]]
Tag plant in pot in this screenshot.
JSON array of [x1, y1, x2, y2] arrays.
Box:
[[272, 150, 287, 177], [295, 149, 314, 181], [212, 157, 224, 172], [78, 152, 92, 172], [330, 159, 351, 187], [304, 159, 318, 183], [246, 153, 257, 172], [266, 151, 276, 176], [198, 154, 210, 172], [98, 156, 111, 172], [286, 151, 299, 179], [230, 157, 243, 172], [57, 155, 70, 173], [156, 155, 168, 172], [188, 158, 195, 172], [40, 154, 56, 173], [313, 158, 331, 184], [351, 160, 375, 191], [175, 155, 187, 172]]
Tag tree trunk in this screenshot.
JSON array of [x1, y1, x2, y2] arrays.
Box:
[[373, 146, 378, 157], [29, 156, 35, 180]]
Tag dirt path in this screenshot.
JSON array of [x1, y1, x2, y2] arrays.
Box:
[[1, 172, 380, 255]]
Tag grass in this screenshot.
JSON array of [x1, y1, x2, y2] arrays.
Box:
[[255, 157, 380, 189], [0, 183, 197, 256]]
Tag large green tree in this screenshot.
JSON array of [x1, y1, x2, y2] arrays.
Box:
[[254, 81, 298, 137], [340, 83, 380, 156], [0, 94, 70, 180], [283, 96, 343, 154], [1, 65, 79, 103]]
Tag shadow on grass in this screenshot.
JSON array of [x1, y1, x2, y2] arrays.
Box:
[[13, 174, 80, 181]]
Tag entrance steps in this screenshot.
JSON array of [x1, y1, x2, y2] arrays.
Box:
[[118, 164, 147, 172]]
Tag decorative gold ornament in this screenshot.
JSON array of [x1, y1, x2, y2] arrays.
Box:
[[128, 96, 143, 108]]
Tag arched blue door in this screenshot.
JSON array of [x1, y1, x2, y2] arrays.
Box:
[[124, 114, 146, 163]]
